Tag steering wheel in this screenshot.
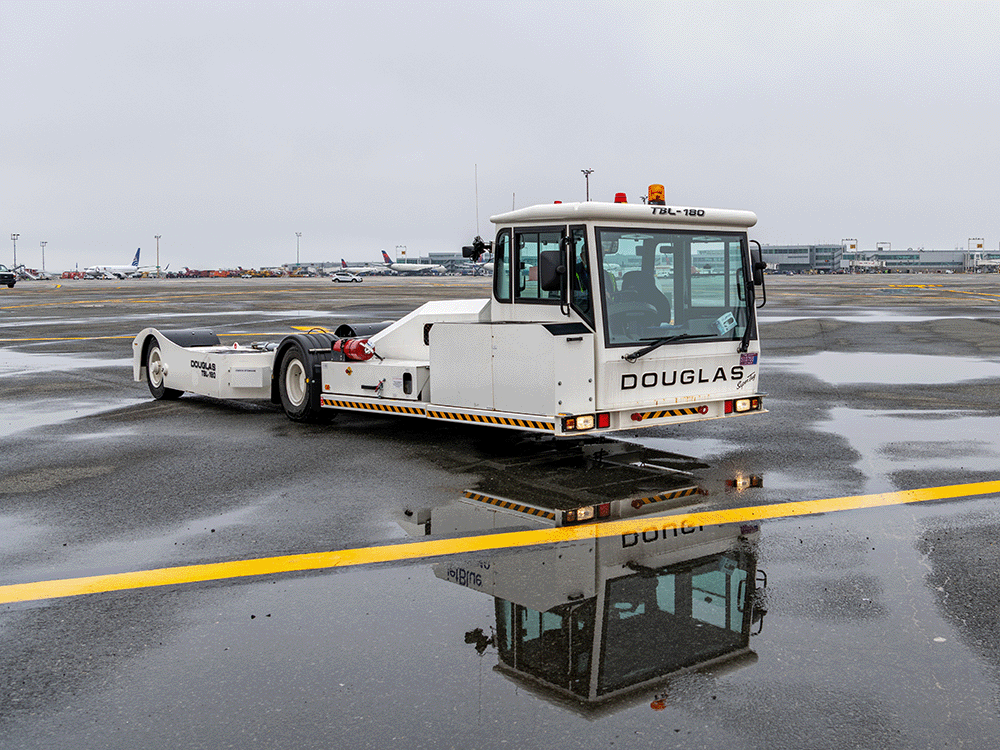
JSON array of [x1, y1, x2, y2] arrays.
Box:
[[607, 295, 659, 337]]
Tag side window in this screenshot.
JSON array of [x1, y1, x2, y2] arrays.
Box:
[[493, 230, 511, 302], [515, 229, 561, 302]]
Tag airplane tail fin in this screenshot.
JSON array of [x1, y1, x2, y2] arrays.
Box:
[[341, 259, 348, 269], [381, 250, 393, 265], [132, 248, 140, 267]]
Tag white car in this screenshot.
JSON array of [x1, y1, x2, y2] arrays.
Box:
[[331, 272, 363, 283]]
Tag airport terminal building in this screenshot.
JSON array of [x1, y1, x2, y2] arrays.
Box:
[[762, 244, 1000, 273]]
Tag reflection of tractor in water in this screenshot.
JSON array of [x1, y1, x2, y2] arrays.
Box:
[[403, 441, 768, 712]]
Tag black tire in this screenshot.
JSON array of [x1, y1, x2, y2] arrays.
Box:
[[6, 283, 14, 288], [277, 342, 330, 422], [145, 337, 183, 400]]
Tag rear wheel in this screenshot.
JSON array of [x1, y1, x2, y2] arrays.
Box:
[[145, 337, 183, 400], [277, 342, 331, 422]]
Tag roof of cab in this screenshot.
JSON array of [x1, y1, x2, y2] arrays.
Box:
[[490, 200, 757, 229]]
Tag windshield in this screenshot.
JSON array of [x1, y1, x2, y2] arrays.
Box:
[[597, 228, 751, 347]]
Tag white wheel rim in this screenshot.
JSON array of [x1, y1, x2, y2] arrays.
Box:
[[148, 347, 164, 387], [285, 359, 307, 406]]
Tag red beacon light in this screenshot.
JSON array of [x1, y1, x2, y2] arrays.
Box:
[[553, 200, 562, 204], [614, 192, 627, 203]]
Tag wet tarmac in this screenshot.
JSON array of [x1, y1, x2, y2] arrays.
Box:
[[2, 274, 1000, 749]]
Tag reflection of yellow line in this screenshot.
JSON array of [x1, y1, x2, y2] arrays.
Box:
[[3, 479, 999, 604]]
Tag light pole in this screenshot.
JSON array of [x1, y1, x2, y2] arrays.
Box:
[[40, 241, 47, 273], [10, 233, 18, 268], [155, 235, 161, 277], [581, 169, 594, 201], [295, 232, 301, 267]]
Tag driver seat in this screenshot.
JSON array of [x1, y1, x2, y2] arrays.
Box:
[[620, 271, 671, 317]]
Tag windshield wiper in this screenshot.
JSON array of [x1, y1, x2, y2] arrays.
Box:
[[622, 333, 716, 363]]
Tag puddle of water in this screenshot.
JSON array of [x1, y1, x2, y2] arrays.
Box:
[[625, 435, 735, 459], [771, 352, 1000, 385], [63, 429, 138, 442], [0, 350, 131, 376], [14, 514, 1000, 750], [0, 515, 47, 553], [816, 408, 1000, 494], [0, 398, 145, 439]]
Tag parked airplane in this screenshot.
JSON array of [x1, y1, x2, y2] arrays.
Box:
[[341, 258, 387, 275], [380, 250, 446, 275], [84, 248, 157, 279]]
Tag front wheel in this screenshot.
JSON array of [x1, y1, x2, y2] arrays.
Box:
[[277, 343, 331, 422], [145, 337, 183, 400]]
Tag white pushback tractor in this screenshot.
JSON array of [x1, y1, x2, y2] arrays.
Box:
[[133, 185, 768, 436]]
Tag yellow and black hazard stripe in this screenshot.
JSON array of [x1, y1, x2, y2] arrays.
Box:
[[427, 410, 555, 431], [320, 398, 425, 415], [630, 486, 704, 509], [631, 405, 707, 421], [462, 490, 558, 521]]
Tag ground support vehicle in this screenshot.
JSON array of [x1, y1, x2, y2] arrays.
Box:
[[133, 185, 767, 437], [331, 271, 363, 283], [0, 264, 15, 288]]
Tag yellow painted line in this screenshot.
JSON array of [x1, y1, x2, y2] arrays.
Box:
[[2, 479, 999, 605], [941, 288, 1000, 301]]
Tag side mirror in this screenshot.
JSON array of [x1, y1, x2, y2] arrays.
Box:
[[750, 244, 766, 286], [539, 250, 565, 292], [749, 240, 767, 309]]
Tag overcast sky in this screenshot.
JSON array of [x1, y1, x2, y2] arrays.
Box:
[[2, 1, 997, 271]]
